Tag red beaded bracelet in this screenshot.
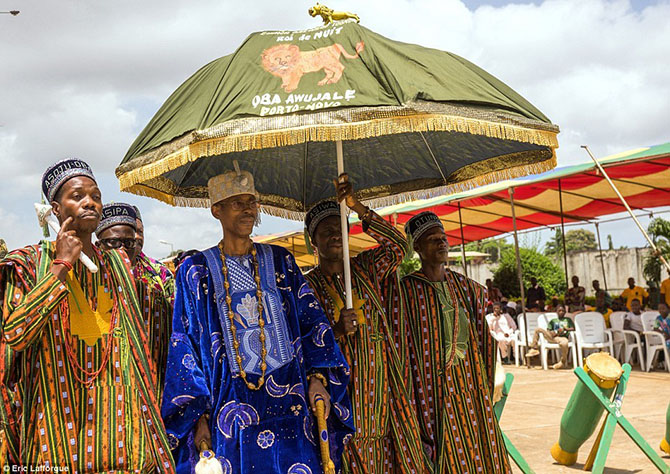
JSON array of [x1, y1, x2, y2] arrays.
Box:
[[53, 259, 74, 272]]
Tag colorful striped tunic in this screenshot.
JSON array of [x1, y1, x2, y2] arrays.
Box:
[[400, 269, 510, 474], [305, 216, 427, 474], [133, 252, 174, 397], [0, 243, 175, 472]]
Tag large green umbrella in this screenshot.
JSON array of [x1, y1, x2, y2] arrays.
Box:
[[116, 18, 558, 215], [116, 16, 559, 306]]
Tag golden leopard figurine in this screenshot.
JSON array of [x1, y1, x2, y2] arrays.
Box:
[[308, 3, 360, 24]]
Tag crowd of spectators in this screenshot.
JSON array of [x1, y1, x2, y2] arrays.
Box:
[[484, 274, 670, 367]]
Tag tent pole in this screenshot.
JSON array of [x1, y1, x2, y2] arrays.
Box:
[[509, 188, 528, 341], [583, 145, 670, 274], [595, 222, 608, 292], [458, 202, 469, 279], [336, 140, 354, 309], [558, 179, 570, 289]]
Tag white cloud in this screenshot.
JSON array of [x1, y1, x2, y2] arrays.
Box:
[[1, 0, 669, 255]]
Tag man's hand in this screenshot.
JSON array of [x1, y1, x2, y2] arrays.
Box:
[[333, 308, 358, 338], [308, 376, 330, 419], [193, 414, 212, 451], [333, 173, 367, 215], [623, 319, 631, 330], [52, 217, 82, 281]]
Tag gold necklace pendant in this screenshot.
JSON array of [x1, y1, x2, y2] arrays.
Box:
[[218, 241, 267, 390]]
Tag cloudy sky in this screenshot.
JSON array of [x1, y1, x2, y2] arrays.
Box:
[[1, 0, 669, 258]]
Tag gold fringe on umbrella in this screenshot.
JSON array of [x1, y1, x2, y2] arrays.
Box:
[[122, 149, 556, 220], [117, 102, 559, 191]]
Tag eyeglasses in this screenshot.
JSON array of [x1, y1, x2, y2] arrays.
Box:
[[226, 199, 260, 211], [99, 238, 137, 250]]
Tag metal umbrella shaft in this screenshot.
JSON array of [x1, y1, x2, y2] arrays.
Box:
[[336, 140, 354, 309]]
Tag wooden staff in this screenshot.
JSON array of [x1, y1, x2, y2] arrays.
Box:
[[314, 394, 335, 474]]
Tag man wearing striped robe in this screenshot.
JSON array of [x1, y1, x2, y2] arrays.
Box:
[[400, 211, 510, 473], [130, 206, 175, 397], [0, 159, 174, 471], [304, 174, 426, 474]]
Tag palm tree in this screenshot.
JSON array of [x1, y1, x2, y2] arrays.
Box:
[[643, 218, 670, 283]]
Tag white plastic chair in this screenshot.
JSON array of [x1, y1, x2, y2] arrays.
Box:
[[574, 312, 615, 367], [514, 312, 543, 366], [538, 313, 577, 370], [641, 311, 670, 372], [610, 311, 645, 370]]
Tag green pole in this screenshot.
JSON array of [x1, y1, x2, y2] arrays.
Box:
[[662, 401, 670, 455]]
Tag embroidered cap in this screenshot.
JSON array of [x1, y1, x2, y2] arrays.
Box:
[[208, 161, 257, 205], [404, 211, 444, 242], [132, 205, 142, 223], [305, 200, 340, 240], [41, 158, 97, 202], [95, 203, 137, 237]]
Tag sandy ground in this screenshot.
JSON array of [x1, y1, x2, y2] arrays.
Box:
[[499, 364, 670, 473]]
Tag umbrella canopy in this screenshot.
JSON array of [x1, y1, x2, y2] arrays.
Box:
[[253, 142, 670, 257], [116, 19, 559, 217]]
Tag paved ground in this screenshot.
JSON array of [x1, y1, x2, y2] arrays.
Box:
[[499, 365, 670, 473]]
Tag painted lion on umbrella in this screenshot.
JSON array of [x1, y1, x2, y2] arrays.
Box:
[[261, 41, 364, 93]]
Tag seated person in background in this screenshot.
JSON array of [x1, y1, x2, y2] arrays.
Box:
[[528, 301, 541, 312], [621, 277, 648, 310], [611, 296, 626, 312], [623, 298, 644, 333], [486, 302, 517, 363], [486, 278, 503, 304], [660, 274, 670, 307], [544, 296, 560, 312], [504, 300, 517, 321], [654, 302, 670, 350], [525, 304, 574, 370], [592, 280, 612, 314], [565, 275, 586, 313], [592, 279, 613, 326], [526, 277, 546, 311]]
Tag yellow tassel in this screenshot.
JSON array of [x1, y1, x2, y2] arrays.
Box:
[[118, 111, 559, 191]]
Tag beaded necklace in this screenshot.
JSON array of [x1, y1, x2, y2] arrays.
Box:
[[61, 251, 118, 386], [218, 240, 267, 390]]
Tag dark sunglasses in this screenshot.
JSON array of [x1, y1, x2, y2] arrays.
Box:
[[100, 238, 137, 250]]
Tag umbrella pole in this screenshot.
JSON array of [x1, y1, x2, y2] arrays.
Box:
[[595, 222, 608, 292], [336, 140, 354, 309], [509, 188, 528, 340], [582, 145, 670, 275], [458, 203, 469, 279]]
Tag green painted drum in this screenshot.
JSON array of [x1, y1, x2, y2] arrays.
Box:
[[661, 401, 670, 455], [551, 352, 623, 465]]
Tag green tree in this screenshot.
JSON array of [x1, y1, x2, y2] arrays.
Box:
[[643, 217, 670, 284], [464, 238, 512, 263], [545, 228, 598, 258], [493, 247, 566, 299]]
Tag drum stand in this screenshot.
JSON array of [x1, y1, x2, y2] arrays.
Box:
[[494, 372, 535, 474], [574, 364, 670, 473]]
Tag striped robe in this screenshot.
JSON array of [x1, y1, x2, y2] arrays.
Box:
[[0, 242, 175, 472], [400, 269, 510, 474], [133, 252, 175, 397], [305, 216, 427, 474]]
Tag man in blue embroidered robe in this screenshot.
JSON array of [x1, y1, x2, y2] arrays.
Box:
[[162, 165, 354, 474]]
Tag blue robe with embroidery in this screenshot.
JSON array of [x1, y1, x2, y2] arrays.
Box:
[[162, 243, 354, 474]]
